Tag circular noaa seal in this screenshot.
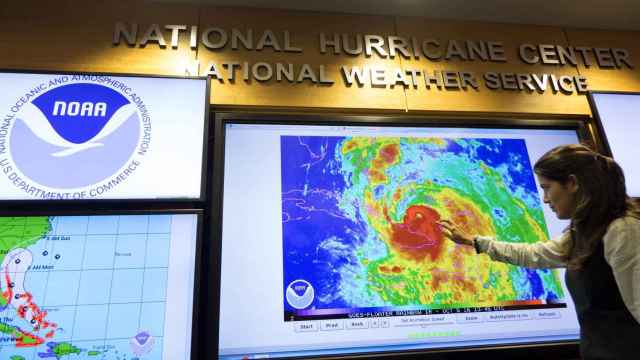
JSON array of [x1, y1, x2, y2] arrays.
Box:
[[0, 74, 151, 199], [286, 279, 315, 309]]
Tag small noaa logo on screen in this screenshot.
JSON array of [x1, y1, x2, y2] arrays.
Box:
[[0, 74, 151, 199], [286, 279, 315, 309]]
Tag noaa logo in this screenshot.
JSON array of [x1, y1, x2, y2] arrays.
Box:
[[0, 75, 151, 199], [286, 279, 315, 309]]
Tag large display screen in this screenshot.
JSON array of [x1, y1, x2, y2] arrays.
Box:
[[0, 213, 199, 360], [590, 92, 640, 197], [0, 71, 207, 200], [218, 122, 582, 359]]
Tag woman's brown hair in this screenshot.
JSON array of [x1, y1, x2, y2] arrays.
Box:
[[533, 144, 640, 269]]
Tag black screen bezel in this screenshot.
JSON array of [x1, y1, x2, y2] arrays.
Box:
[[208, 112, 589, 360]]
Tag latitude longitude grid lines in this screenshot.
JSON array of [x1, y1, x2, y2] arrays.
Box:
[[0, 215, 173, 359]]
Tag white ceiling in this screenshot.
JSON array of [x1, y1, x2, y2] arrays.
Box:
[[152, 0, 640, 31]]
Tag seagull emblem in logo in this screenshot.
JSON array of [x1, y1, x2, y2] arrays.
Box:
[[18, 102, 136, 157], [286, 280, 315, 309]]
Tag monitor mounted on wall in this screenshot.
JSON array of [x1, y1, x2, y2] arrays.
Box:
[[0, 70, 209, 202], [588, 91, 640, 198], [213, 115, 588, 359], [0, 211, 201, 359]]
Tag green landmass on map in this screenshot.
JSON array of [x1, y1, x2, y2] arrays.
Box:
[[0, 322, 40, 346], [0, 217, 50, 265], [0, 321, 15, 334], [53, 342, 82, 357]]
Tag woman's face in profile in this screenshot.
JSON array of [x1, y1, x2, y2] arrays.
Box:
[[536, 174, 578, 220]]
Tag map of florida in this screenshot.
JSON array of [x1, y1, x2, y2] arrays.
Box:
[[0, 217, 84, 359]]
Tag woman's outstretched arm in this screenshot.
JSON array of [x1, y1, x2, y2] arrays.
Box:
[[438, 219, 569, 269], [475, 232, 569, 269]]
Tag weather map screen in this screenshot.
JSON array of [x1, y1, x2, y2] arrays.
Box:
[[0, 71, 207, 200], [590, 93, 640, 197], [0, 213, 199, 360], [218, 122, 582, 359]]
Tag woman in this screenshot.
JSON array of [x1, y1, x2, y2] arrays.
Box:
[[438, 144, 640, 360]]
